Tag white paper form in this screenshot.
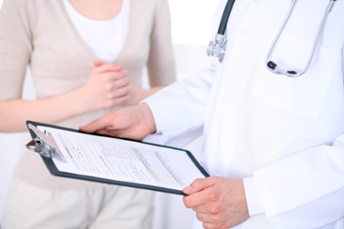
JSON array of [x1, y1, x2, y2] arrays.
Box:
[[38, 125, 207, 191]]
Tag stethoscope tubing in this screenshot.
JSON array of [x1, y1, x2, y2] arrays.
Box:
[[209, 0, 337, 78], [266, 0, 337, 77], [218, 0, 236, 35]]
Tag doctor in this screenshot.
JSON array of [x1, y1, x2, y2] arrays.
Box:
[[80, 0, 344, 228]]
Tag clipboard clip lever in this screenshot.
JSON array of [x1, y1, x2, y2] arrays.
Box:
[[26, 123, 65, 161], [26, 135, 57, 158]]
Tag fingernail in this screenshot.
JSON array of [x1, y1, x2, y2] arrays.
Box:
[[182, 186, 192, 193]]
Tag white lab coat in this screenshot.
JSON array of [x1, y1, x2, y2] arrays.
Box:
[[144, 0, 344, 228]]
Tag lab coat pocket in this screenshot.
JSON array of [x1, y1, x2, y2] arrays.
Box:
[[251, 34, 339, 119]]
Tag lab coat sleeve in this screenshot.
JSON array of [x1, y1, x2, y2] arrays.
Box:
[[143, 64, 217, 148], [250, 135, 344, 228], [243, 177, 265, 216]]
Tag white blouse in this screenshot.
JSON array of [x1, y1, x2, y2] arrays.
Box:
[[62, 0, 129, 61]]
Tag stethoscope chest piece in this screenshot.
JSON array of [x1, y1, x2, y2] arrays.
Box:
[[207, 0, 236, 62], [207, 34, 227, 62]]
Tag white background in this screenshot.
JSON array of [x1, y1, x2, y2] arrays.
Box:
[[0, 0, 219, 228]]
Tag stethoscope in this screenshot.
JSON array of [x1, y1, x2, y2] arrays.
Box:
[[207, 0, 337, 78]]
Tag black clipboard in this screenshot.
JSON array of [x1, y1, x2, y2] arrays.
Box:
[[26, 120, 209, 195]]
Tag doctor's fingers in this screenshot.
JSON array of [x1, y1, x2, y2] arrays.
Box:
[[184, 189, 224, 215], [183, 177, 222, 195], [196, 212, 231, 229], [184, 177, 246, 210], [183, 185, 217, 211], [103, 104, 158, 140], [80, 106, 144, 136], [193, 196, 248, 229], [79, 111, 119, 134], [196, 206, 249, 229], [94, 127, 143, 140]]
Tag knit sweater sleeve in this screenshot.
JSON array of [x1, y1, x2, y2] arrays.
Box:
[[0, 0, 34, 100], [146, 0, 176, 86]]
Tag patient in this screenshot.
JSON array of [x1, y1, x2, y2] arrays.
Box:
[[0, 0, 176, 228]]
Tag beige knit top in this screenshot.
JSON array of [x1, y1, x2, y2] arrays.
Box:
[[0, 0, 176, 189]]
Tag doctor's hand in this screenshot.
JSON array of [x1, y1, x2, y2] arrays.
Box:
[[76, 60, 131, 113], [183, 177, 249, 229], [79, 103, 156, 141]]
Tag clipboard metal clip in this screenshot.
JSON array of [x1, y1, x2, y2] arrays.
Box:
[[26, 123, 66, 162]]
